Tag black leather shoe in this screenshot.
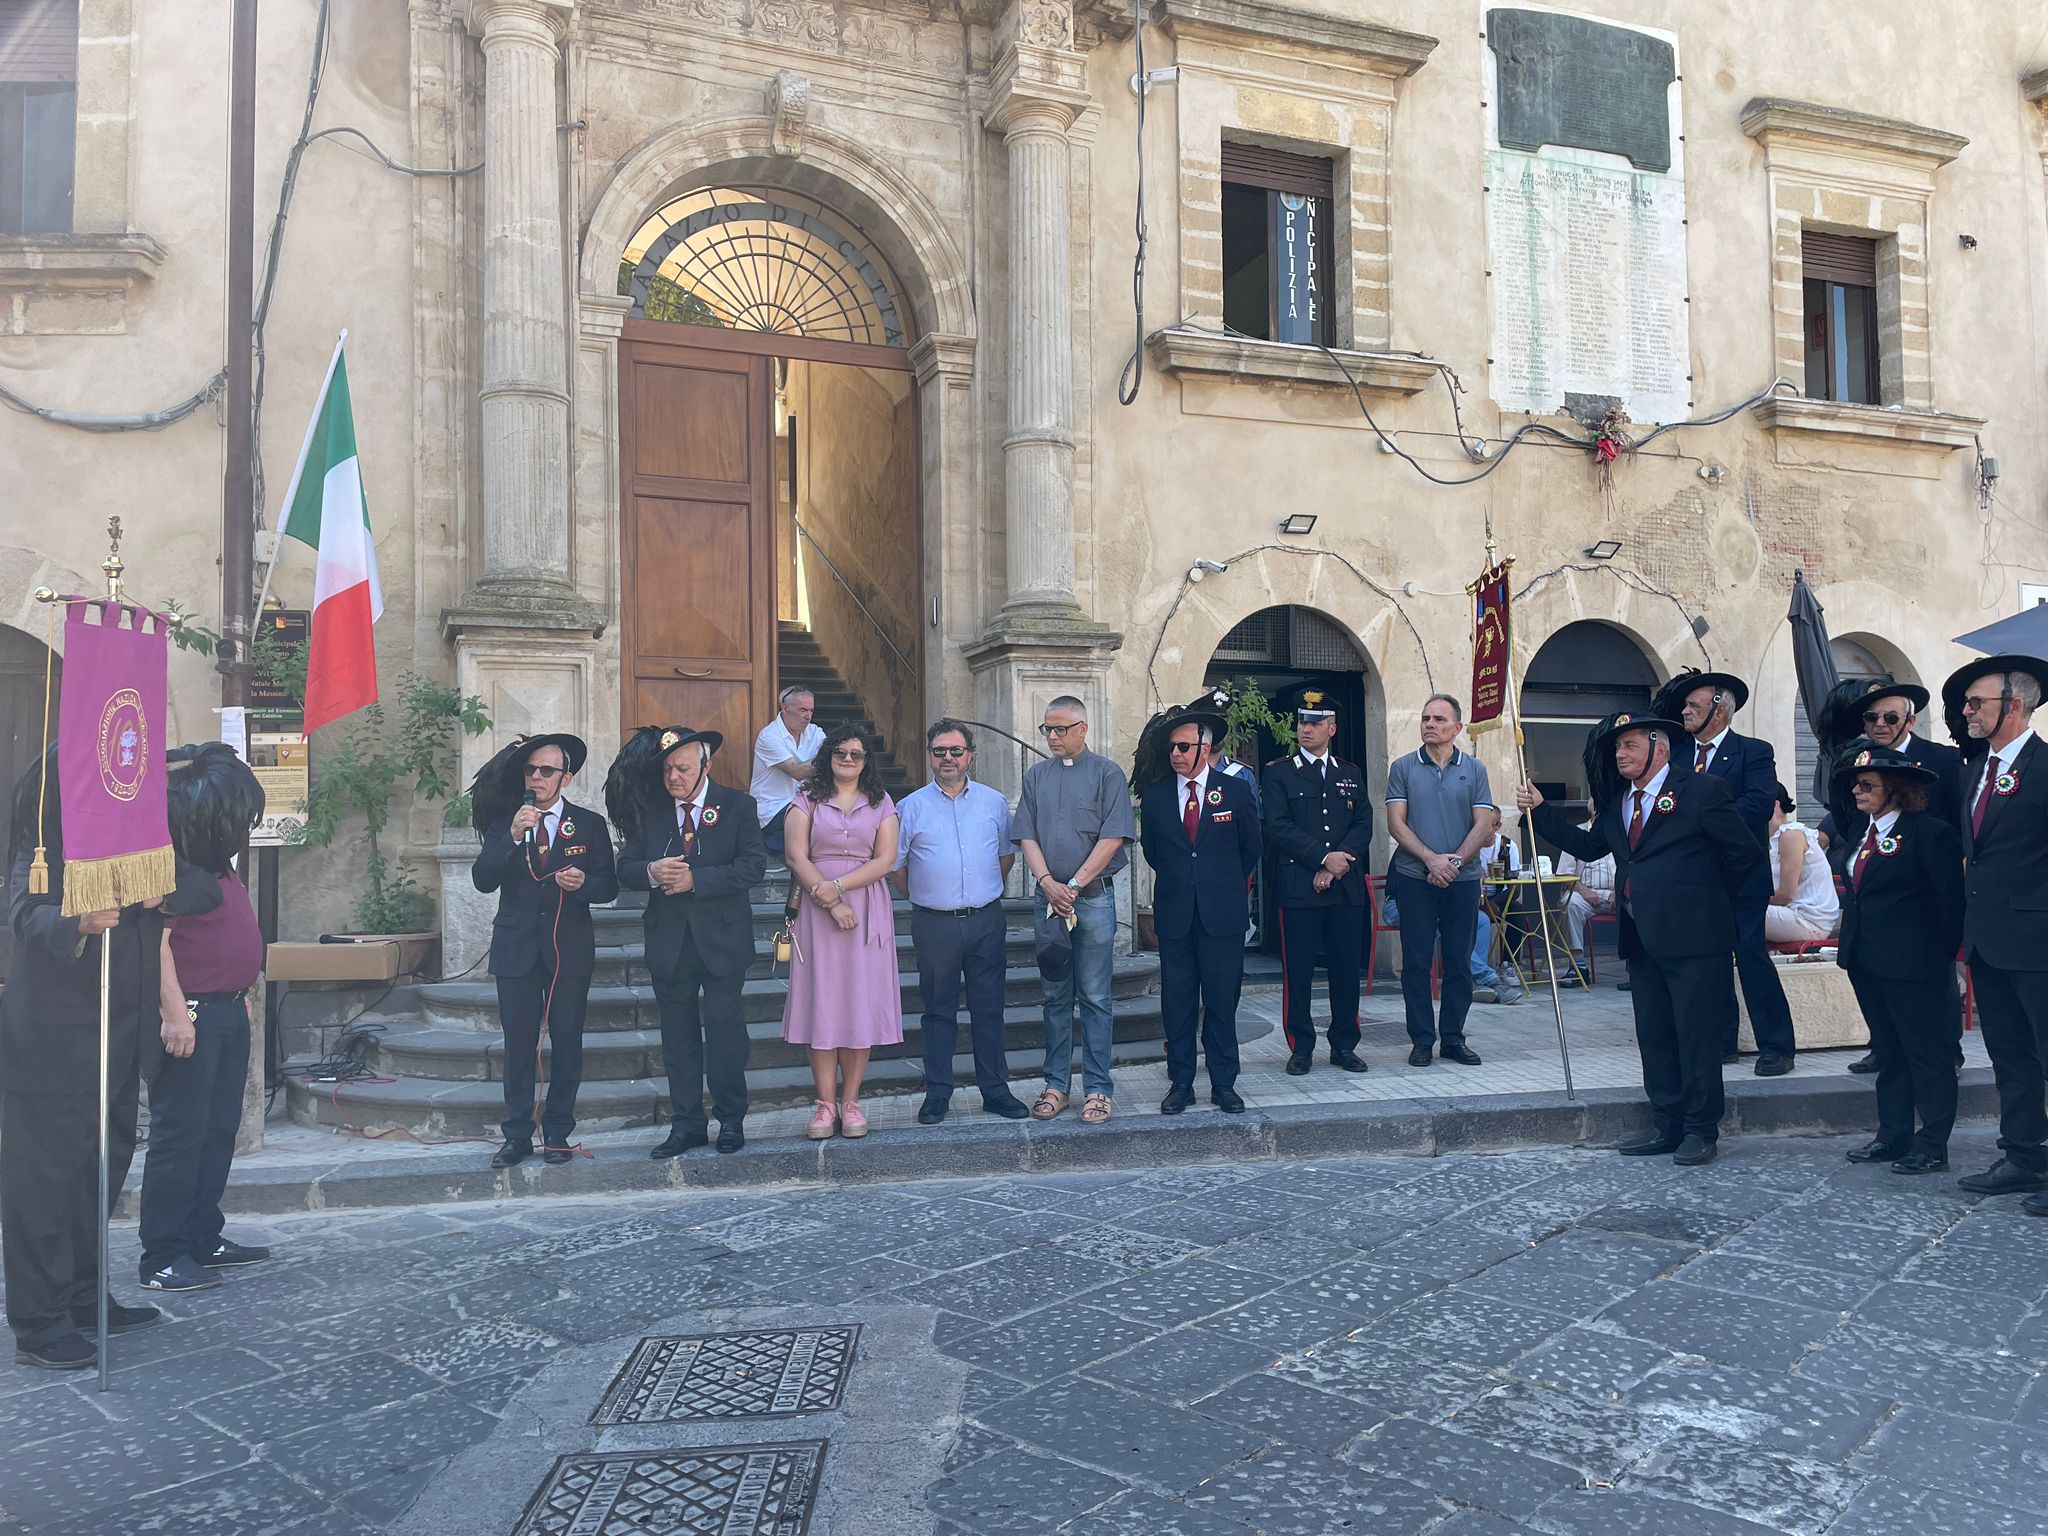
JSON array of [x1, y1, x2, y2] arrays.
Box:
[[74, 1302, 159, 1335], [982, 1096, 1030, 1121], [650, 1129, 709, 1159], [1846, 1140, 1906, 1164], [1159, 1083, 1195, 1115], [715, 1122, 745, 1154], [1754, 1054, 1794, 1077], [1958, 1158, 2048, 1196], [1673, 1134, 1718, 1167], [1847, 1053, 1878, 1075], [1407, 1045, 1433, 1068], [2022, 1191, 2048, 1217], [1720, 1053, 1741, 1066], [1330, 1050, 1370, 1074], [14, 1333, 95, 1372], [490, 1141, 531, 1169], [542, 1148, 572, 1165], [1212, 1086, 1246, 1114], [1285, 1052, 1312, 1076], [1441, 1042, 1482, 1067], [917, 1094, 951, 1126], [1616, 1130, 1682, 1156], [1890, 1151, 1948, 1176]]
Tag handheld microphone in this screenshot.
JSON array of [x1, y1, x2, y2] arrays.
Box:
[[522, 789, 538, 844]]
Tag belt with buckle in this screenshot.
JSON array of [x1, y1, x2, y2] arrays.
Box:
[[1069, 875, 1113, 899], [187, 988, 250, 1005], [913, 899, 1000, 918]]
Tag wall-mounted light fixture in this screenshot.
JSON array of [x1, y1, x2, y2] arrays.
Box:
[[1584, 540, 1623, 561], [1279, 514, 1318, 536]]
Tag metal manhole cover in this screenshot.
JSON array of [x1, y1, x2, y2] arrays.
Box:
[[592, 1327, 860, 1425], [512, 1443, 826, 1536]]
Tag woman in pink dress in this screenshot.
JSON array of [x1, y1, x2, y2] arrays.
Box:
[[783, 723, 901, 1139]]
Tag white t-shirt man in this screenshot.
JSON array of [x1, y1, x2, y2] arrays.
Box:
[[751, 716, 825, 827]]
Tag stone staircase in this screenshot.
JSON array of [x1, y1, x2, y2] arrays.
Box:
[[775, 620, 914, 802], [282, 884, 1271, 1139]]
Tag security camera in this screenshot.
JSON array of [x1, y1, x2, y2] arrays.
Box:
[[1189, 559, 1228, 582]]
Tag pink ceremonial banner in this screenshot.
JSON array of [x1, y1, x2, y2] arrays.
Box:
[[55, 600, 176, 916]]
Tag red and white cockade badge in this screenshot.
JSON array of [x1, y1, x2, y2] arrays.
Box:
[[1994, 770, 2019, 797], [701, 805, 720, 826], [560, 817, 575, 839], [1654, 792, 1677, 815], [1206, 787, 1224, 806], [1876, 833, 1902, 856]]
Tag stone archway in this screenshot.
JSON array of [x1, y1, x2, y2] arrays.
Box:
[[571, 116, 979, 787]]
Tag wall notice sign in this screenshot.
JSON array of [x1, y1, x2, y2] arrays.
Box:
[[1482, 9, 1690, 424], [249, 608, 309, 731], [248, 731, 310, 847]]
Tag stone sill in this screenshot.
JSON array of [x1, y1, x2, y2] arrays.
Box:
[[1147, 329, 1438, 396], [1752, 396, 1984, 451], [0, 233, 166, 336]]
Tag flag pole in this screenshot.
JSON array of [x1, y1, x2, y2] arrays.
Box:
[[1489, 536, 1576, 1099], [96, 521, 126, 1392], [252, 329, 348, 619]]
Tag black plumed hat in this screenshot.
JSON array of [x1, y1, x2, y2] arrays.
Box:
[[165, 742, 265, 872], [466, 733, 588, 835]]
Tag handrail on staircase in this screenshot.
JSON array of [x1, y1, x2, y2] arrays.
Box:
[[792, 520, 915, 675], [955, 719, 1049, 762]]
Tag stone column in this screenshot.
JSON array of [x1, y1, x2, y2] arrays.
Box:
[[988, 42, 1091, 619], [464, 0, 581, 614]]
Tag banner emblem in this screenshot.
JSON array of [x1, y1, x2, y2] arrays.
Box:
[[97, 688, 150, 801]]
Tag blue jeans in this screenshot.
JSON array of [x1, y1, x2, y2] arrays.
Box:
[[1472, 911, 1500, 989], [1042, 890, 1116, 1098]]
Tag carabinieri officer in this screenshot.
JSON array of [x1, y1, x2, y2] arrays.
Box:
[[1262, 692, 1374, 1076], [470, 733, 618, 1168]]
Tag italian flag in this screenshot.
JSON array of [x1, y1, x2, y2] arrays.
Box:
[[277, 333, 381, 733]]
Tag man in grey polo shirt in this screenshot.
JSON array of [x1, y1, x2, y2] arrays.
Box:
[[1014, 695, 1134, 1125], [889, 719, 1031, 1125], [1386, 694, 1497, 1068]]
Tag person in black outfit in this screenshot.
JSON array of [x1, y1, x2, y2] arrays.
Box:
[[1831, 743, 1966, 1174], [470, 733, 619, 1168], [1261, 693, 1373, 1075], [1138, 706, 1263, 1113], [1822, 677, 1964, 842], [1518, 713, 1763, 1166], [612, 726, 767, 1156], [1, 747, 213, 1369], [1942, 654, 2048, 1207]]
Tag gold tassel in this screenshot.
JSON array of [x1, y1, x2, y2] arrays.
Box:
[[27, 847, 48, 895], [59, 843, 176, 918]]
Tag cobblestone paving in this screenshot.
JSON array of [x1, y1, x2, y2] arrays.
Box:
[[5, 1126, 2047, 1533]]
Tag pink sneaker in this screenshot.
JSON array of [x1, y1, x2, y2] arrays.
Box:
[[806, 1100, 837, 1140], [839, 1100, 869, 1138]]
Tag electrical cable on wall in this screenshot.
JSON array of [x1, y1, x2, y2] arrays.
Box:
[[1116, 0, 1149, 406], [0, 372, 227, 433]]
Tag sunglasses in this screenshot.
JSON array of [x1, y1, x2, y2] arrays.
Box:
[[524, 764, 566, 779], [1961, 694, 2007, 713], [1167, 741, 1202, 755], [929, 746, 968, 758], [1862, 710, 1906, 726], [832, 749, 867, 763]]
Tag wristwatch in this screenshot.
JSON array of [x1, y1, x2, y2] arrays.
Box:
[[1446, 854, 1465, 870]]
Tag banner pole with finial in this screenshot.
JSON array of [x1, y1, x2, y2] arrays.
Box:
[[96, 517, 123, 1390]]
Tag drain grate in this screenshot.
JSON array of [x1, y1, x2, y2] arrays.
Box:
[[511, 1442, 826, 1536], [591, 1326, 860, 1425]]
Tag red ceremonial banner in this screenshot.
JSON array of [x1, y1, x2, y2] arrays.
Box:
[[55, 600, 175, 915], [1468, 561, 1513, 735]]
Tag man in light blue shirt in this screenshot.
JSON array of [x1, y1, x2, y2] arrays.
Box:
[[889, 719, 1030, 1124]]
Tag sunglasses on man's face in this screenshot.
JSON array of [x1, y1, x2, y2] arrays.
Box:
[[1168, 741, 1202, 755], [1862, 710, 1906, 726], [524, 765, 566, 779], [929, 746, 968, 758], [1961, 694, 2006, 713]]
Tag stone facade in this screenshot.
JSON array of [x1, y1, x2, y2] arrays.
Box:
[[3, 0, 2047, 949]]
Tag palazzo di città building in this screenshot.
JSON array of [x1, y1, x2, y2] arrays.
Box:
[[4, 0, 2047, 1011]]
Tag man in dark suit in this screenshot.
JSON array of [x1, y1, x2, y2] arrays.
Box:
[[617, 728, 766, 1156], [1658, 669, 1796, 1075], [1519, 713, 1764, 1166], [1140, 707, 1263, 1114], [1825, 677, 1965, 840], [470, 733, 619, 1168], [1944, 655, 2048, 1207], [1262, 693, 1374, 1076]]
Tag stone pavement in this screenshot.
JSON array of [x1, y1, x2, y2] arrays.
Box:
[[6, 1126, 2047, 1534]]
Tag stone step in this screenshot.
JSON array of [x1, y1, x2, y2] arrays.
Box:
[[284, 1033, 1212, 1135], [366, 994, 1175, 1081], [588, 928, 1049, 985], [414, 955, 1160, 1032], [592, 896, 1038, 947]]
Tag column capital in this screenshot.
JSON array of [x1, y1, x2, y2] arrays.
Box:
[[989, 44, 1091, 136], [466, 0, 574, 44], [910, 331, 977, 385]]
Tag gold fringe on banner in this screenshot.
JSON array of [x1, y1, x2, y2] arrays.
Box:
[[58, 842, 176, 919]]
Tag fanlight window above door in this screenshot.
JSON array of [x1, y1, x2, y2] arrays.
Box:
[[619, 187, 906, 347]]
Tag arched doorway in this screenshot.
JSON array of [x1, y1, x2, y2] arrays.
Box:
[[614, 186, 923, 794], [0, 624, 60, 982], [1521, 621, 1659, 822], [1204, 604, 1375, 950]]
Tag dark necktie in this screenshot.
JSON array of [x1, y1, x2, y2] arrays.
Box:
[[1627, 789, 1647, 849], [679, 802, 698, 851], [1971, 766, 1996, 838], [1695, 742, 1711, 773], [1851, 824, 1879, 889], [1184, 782, 1200, 845]]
